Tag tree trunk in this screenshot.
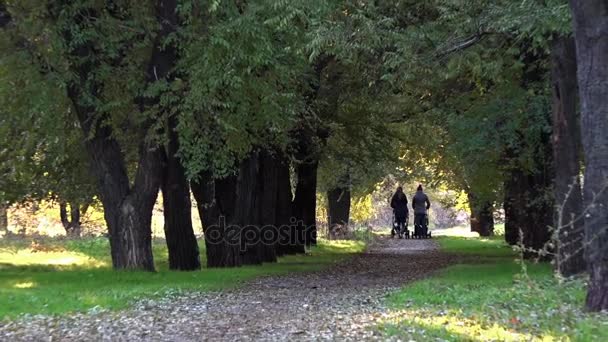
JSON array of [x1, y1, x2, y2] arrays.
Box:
[[504, 172, 523, 245], [236, 153, 264, 265], [0, 203, 8, 235], [467, 192, 494, 237], [293, 160, 318, 246], [327, 186, 351, 239], [569, 0, 608, 311], [503, 165, 553, 259], [256, 150, 278, 263], [275, 156, 305, 255], [192, 173, 242, 268], [69, 202, 81, 236], [162, 116, 200, 271], [60, 201, 70, 230], [551, 35, 586, 277], [69, 69, 162, 271], [59, 1, 182, 270], [60, 201, 81, 236]]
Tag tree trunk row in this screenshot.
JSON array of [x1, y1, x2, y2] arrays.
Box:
[[193, 150, 309, 268]]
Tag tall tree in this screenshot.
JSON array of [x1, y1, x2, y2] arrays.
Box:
[[569, 0, 608, 311], [550, 35, 585, 277], [153, 0, 200, 271]]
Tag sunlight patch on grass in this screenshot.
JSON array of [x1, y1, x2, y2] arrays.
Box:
[[13, 281, 36, 289], [0, 250, 107, 268], [378, 309, 546, 341], [379, 237, 608, 341]]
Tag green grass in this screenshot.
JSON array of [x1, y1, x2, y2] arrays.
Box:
[[436, 235, 514, 258], [379, 236, 608, 341], [0, 237, 364, 319]]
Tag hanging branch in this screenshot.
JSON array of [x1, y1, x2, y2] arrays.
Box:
[[436, 30, 487, 58]]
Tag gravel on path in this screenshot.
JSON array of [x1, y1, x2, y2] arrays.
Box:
[[0, 237, 453, 341]]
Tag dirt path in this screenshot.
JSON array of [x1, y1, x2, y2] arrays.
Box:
[[0, 237, 452, 341]]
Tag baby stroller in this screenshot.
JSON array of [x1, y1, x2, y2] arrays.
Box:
[[391, 211, 410, 239], [412, 214, 432, 239]]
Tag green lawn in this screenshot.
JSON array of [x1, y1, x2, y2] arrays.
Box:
[[0, 237, 364, 319], [378, 236, 608, 341]]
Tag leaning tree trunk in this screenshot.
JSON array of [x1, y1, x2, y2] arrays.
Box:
[[569, 0, 608, 311], [467, 192, 494, 237], [551, 35, 586, 277], [162, 116, 200, 270], [327, 186, 351, 239], [191, 173, 242, 268], [293, 160, 319, 246]]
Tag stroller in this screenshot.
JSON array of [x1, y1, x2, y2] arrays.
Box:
[[391, 211, 410, 239], [412, 214, 432, 239]]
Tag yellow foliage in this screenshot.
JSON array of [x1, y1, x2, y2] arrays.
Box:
[[454, 190, 470, 212], [351, 195, 374, 224]]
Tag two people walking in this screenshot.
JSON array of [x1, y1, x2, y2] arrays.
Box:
[[390, 185, 431, 238]]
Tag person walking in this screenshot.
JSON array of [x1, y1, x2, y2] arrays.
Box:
[[390, 186, 409, 238], [412, 184, 431, 237]]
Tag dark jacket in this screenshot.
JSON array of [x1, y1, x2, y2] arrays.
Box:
[[391, 192, 409, 219], [412, 191, 431, 215]]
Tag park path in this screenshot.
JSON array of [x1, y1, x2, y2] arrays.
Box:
[[0, 237, 452, 341]]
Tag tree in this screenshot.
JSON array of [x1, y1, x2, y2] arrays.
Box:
[[550, 35, 585, 277], [569, 0, 608, 311]]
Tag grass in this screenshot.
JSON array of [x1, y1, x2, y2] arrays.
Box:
[[378, 236, 608, 341], [0, 237, 365, 319]]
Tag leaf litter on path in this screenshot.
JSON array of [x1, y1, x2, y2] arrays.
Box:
[[0, 238, 452, 341]]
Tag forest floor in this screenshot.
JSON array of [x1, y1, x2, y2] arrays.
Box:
[[0, 236, 452, 341]]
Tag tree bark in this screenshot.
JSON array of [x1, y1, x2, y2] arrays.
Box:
[[192, 173, 242, 268], [503, 172, 523, 245], [275, 156, 305, 255], [236, 153, 264, 265], [467, 192, 494, 237], [256, 150, 278, 263], [551, 35, 586, 277], [60, 201, 81, 236], [64, 6, 165, 270], [569, 0, 608, 311], [293, 160, 319, 246], [158, 0, 201, 270], [503, 164, 553, 259], [0, 203, 8, 235], [60, 201, 70, 230], [327, 186, 351, 238], [162, 116, 200, 271], [70, 94, 161, 271]]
